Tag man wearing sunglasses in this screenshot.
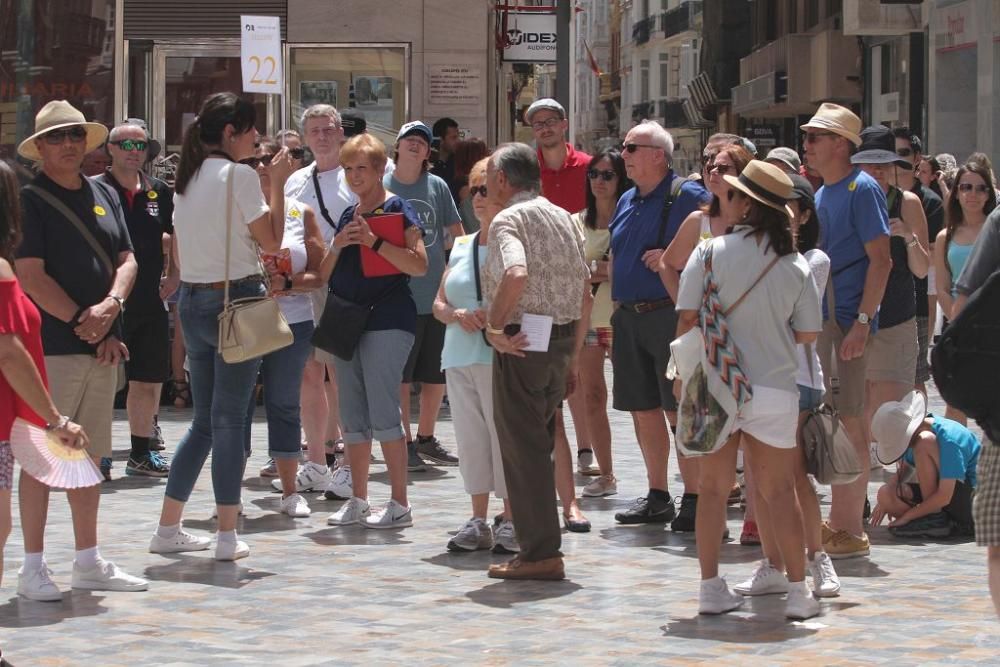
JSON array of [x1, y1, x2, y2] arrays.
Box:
[[608, 120, 710, 526], [891, 127, 945, 394], [525, 98, 591, 215], [15, 100, 147, 597], [94, 120, 175, 479]]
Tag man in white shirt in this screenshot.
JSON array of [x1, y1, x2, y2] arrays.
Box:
[[281, 105, 357, 494]]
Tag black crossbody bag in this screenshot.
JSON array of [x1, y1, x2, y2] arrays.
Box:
[[470, 232, 491, 347]]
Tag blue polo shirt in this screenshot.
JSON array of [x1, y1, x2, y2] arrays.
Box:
[[815, 168, 889, 329], [902, 415, 981, 487], [609, 172, 710, 302]]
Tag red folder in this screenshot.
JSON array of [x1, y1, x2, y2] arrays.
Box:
[[361, 212, 406, 277]]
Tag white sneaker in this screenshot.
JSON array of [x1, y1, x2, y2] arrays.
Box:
[[363, 499, 413, 529], [698, 576, 744, 615], [17, 563, 62, 601], [149, 526, 212, 553], [809, 551, 841, 598], [211, 500, 244, 519], [493, 519, 520, 554], [327, 496, 370, 526], [733, 559, 790, 596], [582, 474, 618, 497], [447, 518, 493, 551], [215, 538, 250, 561], [323, 465, 352, 501], [71, 560, 148, 592], [279, 493, 311, 517], [785, 580, 821, 620], [272, 461, 332, 493]]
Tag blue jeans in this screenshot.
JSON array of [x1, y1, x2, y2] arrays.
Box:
[[246, 320, 314, 459], [164, 281, 264, 506]]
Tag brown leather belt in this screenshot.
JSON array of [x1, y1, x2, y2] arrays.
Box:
[[619, 298, 673, 314], [182, 275, 265, 290], [504, 320, 578, 340]]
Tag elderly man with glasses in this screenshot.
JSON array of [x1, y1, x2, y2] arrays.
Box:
[[607, 120, 710, 528]]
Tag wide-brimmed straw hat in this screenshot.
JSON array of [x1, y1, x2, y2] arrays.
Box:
[[871, 391, 927, 465], [723, 160, 795, 219], [800, 102, 863, 146], [850, 125, 912, 169], [17, 100, 108, 162]]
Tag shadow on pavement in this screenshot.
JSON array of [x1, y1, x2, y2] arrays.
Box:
[[301, 526, 412, 547], [662, 597, 861, 642], [142, 555, 274, 589], [422, 551, 507, 572], [0, 593, 108, 628], [465, 580, 583, 609]]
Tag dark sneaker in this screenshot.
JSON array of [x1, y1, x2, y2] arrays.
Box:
[[99, 457, 113, 482], [671, 493, 698, 532], [415, 436, 458, 466], [407, 441, 427, 472], [615, 492, 676, 524], [126, 451, 170, 478], [150, 423, 166, 451], [889, 512, 952, 539]]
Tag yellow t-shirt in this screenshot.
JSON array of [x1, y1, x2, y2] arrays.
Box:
[[573, 211, 613, 329]]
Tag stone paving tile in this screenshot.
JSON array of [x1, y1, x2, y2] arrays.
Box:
[[0, 375, 997, 664]]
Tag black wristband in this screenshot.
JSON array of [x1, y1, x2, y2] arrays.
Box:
[[69, 306, 86, 328], [372, 237, 385, 253]]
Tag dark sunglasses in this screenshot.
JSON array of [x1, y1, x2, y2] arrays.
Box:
[[241, 154, 277, 169], [958, 183, 991, 194], [711, 164, 734, 175], [623, 143, 660, 153], [109, 139, 148, 152], [588, 169, 616, 181], [42, 126, 88, 145], [470, 185, 488, 198]]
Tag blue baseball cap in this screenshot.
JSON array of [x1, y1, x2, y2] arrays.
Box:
[[396, 121, 432, 145]]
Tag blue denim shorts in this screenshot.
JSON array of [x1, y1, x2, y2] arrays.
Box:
[[798, 384, 824, 412]]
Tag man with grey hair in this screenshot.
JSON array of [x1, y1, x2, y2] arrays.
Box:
[[609, 120, 710, 532], [281, 104, 357, 495], [481, 143, 591, 580], [95, 119, 175, 478]]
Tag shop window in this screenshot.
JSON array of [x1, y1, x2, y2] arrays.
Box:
[[0, 0, 117, 165], [288, 45, 407, 150]]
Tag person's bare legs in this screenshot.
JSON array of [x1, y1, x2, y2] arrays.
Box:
[[988, 547, 1000, 618], [554, 409, 586, 522], [276, 457, 299, 498], [380, 438, 408, 505], [695, 434, 739, 580], [828, 415, 869, 537], [579, 346, 613, 474], [415, 383, 446, 438], [324, 364, 343, 443], [566, 384, 593, 454], [66, 479, 100, 551], [746, 434, 807, 583], [170, 307, 188, 407], [127, 381, 160, 440], [18, 470, 48, 554], [348, 441, 373, 499], [400, 384, 415, 443], [0, 489, 11, 587], [632, 409, 669, 492], [301, 359, 330, 466], [471, 493, 489, 519]]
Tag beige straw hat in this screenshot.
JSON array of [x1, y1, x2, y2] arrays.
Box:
[[871, 391, 927, 465], [800, 102, 863, 146], [17, 100, 109, 162], [722, 160, 795, 219]]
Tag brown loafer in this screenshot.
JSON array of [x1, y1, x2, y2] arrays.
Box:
[[488, 556, 565, 580]]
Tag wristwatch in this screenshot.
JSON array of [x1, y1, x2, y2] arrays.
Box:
[[856, 312, 871, 326], [107, 293, 125, 313]]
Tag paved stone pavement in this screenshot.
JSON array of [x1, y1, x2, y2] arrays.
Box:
[[1, 373, 998, 665]]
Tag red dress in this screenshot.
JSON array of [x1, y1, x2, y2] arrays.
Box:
[[0, 277, 47, 440]]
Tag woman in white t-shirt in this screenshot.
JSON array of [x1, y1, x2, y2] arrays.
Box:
[[150, 93, 294, 562], [245, 138, 326, 518]]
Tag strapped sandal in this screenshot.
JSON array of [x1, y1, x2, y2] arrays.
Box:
[[172, 379, 191, 408]]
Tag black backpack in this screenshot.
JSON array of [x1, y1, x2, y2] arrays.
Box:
[[931, 268, 1000, 443]]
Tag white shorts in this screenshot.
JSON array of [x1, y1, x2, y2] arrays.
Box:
[[735, 386, 799, 449]]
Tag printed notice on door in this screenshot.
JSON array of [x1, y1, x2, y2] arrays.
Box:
[[427, 65, 482, 107]]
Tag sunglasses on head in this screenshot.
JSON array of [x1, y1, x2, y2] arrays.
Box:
[[958, 183, 991, 194], [470, 185, 488, 198], [42, 126, 88, 145], [588, 169, 615, 182], [623, 143, 659, 153], [109, 139, 148, 152]]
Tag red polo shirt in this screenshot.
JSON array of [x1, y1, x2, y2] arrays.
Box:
[[538, 143, 591, 214]]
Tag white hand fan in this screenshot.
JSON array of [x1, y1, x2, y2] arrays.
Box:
[[9, 418, 103, 489]]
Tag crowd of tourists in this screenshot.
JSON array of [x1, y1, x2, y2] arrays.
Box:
[[1, 92, 999, 642]]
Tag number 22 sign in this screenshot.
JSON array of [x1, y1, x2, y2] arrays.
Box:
[[241, 16, 283, 95]]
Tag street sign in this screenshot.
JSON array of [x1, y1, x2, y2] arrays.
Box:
[[503, 13, 558, 63], [241, 15, 283, 95]]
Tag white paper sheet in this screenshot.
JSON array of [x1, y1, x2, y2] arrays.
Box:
[[520, 313, 553, 352]]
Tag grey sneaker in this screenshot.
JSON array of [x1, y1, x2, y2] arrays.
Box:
[[582, 474, 618, 497], [271, 461, 332, 493], [327, 497, 370, 526], [363, 499, 413, 529], [415, 436, 458, 466], [447, 518, 494, 552], [259, 458, 278, 477], [493, 518, 520, 554], [407, 441, 427, 472]]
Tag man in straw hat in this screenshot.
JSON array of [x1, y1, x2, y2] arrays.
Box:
[[869, 390, 979, 539], [14, 100, 148, 598], [802, 102, 892, 559]]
